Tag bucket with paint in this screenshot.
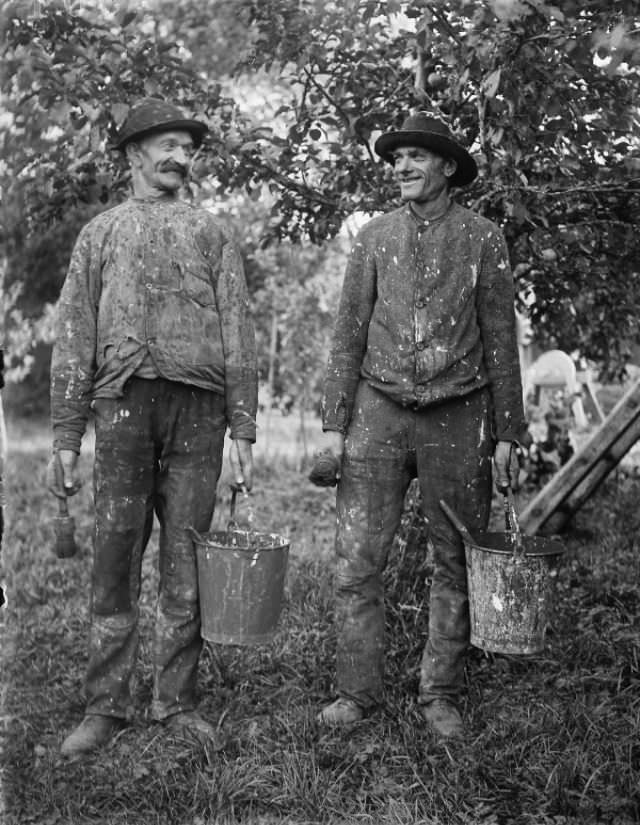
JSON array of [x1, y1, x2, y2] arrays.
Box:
[[190, 487, 289, 645], [440, 496, 564, 655]]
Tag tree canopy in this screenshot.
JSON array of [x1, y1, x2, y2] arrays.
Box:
[[1, 0, 639, 397]]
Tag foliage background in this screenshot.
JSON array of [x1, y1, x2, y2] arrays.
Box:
[[1, 0, 639, 416]]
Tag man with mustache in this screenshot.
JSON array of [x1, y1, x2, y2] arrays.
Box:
[[314, 112, 528, 738], [49, 99, 258, 757]]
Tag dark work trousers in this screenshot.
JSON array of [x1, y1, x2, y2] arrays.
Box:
[[86, 377, 226, 720], [334, 381, 493, 710]]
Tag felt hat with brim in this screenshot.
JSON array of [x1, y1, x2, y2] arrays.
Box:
[[113, 98, 208, 152], [374, 112, 477, 187]]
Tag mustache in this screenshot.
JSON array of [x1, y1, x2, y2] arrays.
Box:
[[159, 161, 187, 175]]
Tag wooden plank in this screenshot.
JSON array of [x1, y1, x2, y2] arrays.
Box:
[[520, 376, 640, 535], [526, 414, 640, 534], [579, 376, 605, 424]]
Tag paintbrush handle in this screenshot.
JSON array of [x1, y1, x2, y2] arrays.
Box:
[[58, 494, 69, 517], [503, 493, 511, 532], [439, 499, 475, 544], [506, 489, 525, 555]]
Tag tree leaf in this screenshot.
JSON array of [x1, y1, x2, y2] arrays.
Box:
[[482, 67, 501, 98], [120, 10, 137, 28], [110, 102, 129, 126]]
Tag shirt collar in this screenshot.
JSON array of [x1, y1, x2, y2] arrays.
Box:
[[406, 199, 454, 227]]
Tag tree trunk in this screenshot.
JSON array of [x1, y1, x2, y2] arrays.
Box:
[[265, 308, 278, 440], [297, 379, 309, 469]]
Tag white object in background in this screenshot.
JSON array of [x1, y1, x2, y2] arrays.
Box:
[[525, 349, 589, 430]]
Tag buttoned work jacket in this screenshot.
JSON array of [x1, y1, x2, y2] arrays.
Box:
[[322, 201, 527, 443], [51, 197, 258, 453]]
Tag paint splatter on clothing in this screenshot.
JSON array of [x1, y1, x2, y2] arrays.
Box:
[[322, 201, 526, 442], [86, 378, 226, 720], [322, 199, 528, 708], [332, 382, 493, 708], [51, 196, 258, 453]]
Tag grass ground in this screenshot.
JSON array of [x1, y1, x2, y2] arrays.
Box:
[[1, 412, 640, 825]]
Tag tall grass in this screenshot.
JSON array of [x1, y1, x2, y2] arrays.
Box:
[[1, 414, 640, 824]]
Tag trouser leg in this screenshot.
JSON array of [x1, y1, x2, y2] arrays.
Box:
[[86, 386, 155, 718], [151, 383, 226, 720], [334, 383, 412, 709], [417, 389, 493, 705]]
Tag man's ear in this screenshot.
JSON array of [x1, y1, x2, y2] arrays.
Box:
[[125, 141, 142, 167], [444, 157, 457, 180]]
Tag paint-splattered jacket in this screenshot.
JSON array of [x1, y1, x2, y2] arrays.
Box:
[[322, 201, 527, 442], [51, 197, 258, 453]]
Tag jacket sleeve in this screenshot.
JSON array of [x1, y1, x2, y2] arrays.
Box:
[[215, 235, 258, 442], [322, 232, 376, 433], [476, 227, 529, 444], [50, 224, 101, 454]]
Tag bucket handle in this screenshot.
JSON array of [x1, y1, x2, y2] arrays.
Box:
[[228, 483, 254, 531], [187, 525, 207, 545], [187, 484, 254, 544], [441, 497, 526, 559]]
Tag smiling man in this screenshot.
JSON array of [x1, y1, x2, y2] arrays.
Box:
[[49, 99, 258, 757], [313, 112, 529, 737]]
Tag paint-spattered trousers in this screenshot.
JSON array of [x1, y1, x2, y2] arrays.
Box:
[[86, 377, 226, 720], [334, 381, 493, 709]]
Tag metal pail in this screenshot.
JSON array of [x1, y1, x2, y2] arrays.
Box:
[[440, 500, 564, 655], [190, 526, 290, 646]]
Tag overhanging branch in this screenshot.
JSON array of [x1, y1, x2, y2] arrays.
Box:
[[302, 67, 376, 162]]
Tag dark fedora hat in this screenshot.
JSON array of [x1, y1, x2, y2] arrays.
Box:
[[113, 98, 208, 151], [374, 111, 477, 187]]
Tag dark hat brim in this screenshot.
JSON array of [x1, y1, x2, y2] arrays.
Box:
[[374, 130, 478, 187], [113, 118, 208, 151]]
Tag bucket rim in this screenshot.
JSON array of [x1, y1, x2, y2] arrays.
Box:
[[192, 527, 290, 552], [464, 531, 564, 558], [464, 531, 566, 556]]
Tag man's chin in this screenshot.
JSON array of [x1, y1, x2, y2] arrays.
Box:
[[400, 191, 423, 202], [399, 185, 425, 201]]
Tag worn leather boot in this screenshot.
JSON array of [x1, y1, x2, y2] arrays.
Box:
[[60, 715, 125, 757], [165, 710, 221, 747], [317, 697, 364, 725], [421, 699, 464, 739]]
